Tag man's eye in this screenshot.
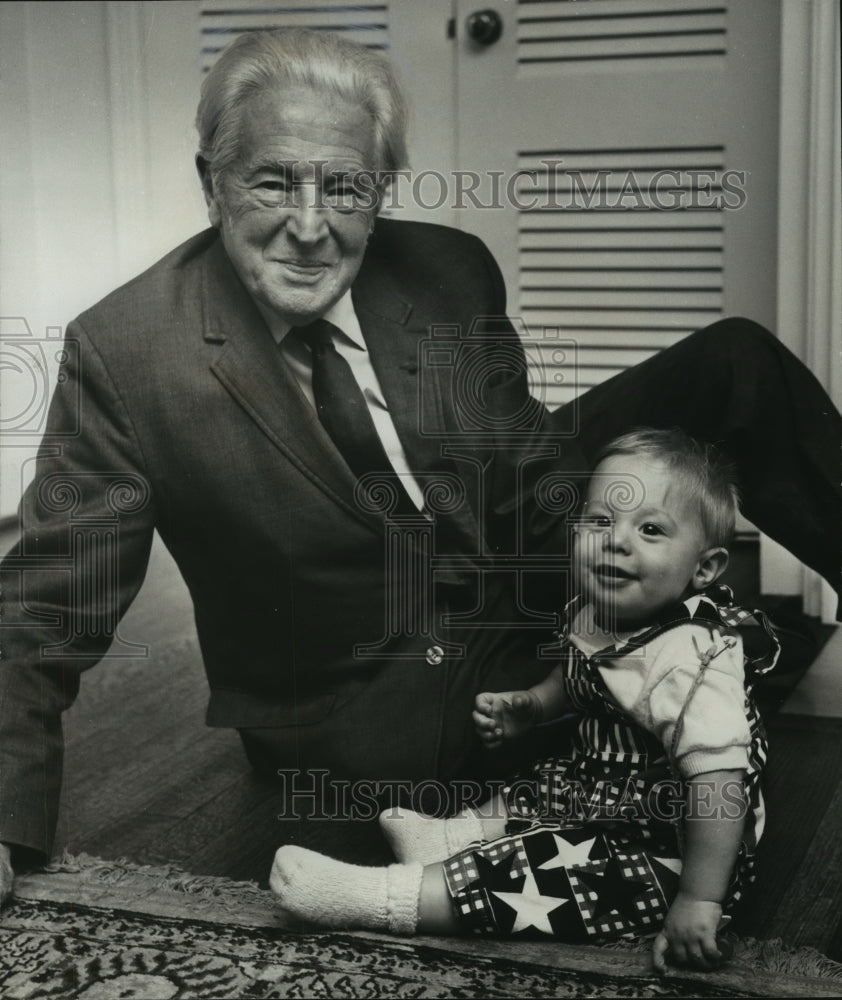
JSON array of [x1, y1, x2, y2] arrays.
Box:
[[251, 177, 293, 197], [324, 185, 354, 203], [324, 174, 378, 211], [324, 186, 361, 210]]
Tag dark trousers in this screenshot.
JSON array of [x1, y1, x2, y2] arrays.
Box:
[[551, 317, 842, 616], [243, 318, 842, 862]]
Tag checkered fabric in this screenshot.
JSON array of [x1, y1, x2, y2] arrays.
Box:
[[443, 826, 678, 939]]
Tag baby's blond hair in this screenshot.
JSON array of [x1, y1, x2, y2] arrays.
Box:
[[594, 428, 739, 548]]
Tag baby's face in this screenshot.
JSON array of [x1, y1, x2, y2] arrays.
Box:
[[574, 453, 711, 628]]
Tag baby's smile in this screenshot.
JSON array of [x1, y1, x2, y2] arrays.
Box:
[[592, 563, 638, 584]]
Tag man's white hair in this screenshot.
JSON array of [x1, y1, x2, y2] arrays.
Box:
[[196, 27, 409, 178]]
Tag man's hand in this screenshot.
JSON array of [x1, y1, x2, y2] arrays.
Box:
[[0, 843, 14, 906], [473, 690, 540, 748], [652, 893, 728, 972]]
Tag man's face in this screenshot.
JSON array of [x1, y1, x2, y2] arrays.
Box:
[[203, 85, 379, 326], [574, 454, 714, 628]]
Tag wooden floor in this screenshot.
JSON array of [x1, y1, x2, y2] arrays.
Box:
[[54, 533, 323, 884], [4, 528, 842, 958]]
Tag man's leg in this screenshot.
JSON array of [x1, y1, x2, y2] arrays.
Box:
[[553, 317, 842, 615]]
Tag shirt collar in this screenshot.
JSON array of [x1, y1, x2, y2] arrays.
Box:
[[259, 290, 365, 350], [567, 601, 645, 657], [564, 586, 745, 660]]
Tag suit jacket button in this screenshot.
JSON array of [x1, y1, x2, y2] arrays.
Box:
[[426, 645, 444, 665]]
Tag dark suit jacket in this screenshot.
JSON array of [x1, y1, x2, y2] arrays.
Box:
[[0, 219, 578, 857]]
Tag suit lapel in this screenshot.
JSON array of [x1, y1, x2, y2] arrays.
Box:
[[200, 239, 379, 530], [352, 257, 450, 486], [353, 262, 482, 542]]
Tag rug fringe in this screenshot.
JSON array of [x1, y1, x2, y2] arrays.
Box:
[[43, 850, 268, 910], [588, 926, 842, 980], [734, 937, 842, 981]]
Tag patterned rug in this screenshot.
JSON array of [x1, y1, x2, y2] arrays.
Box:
[[2, 855, 841, 999]]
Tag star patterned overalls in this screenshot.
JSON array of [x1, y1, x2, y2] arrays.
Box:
[[443, 587, 780, 940]]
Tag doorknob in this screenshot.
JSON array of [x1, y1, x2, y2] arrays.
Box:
[[466, 9, 503, 46]]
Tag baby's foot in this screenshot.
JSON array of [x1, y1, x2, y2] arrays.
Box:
[[269, 845, 421, 934], [378, 807, 485, 865]]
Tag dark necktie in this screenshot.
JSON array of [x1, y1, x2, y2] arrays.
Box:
[[293, 319, 417, 512]]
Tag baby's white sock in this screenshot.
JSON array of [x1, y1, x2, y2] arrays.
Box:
[[378, 806, 486, 865], [269, 845, 422, 934]]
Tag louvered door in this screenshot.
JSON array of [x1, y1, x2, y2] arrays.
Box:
[[199, 1, 391, 68], [454, 0, 780, 406]]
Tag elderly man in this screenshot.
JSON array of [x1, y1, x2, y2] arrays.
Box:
[[1, 27, 840, 902]]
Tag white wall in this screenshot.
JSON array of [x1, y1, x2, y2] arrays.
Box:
[[0, 1, 206, 518], [762, 0, 841, 621]]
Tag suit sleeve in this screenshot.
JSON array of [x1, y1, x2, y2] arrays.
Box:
[[0, 318, 156, 859]]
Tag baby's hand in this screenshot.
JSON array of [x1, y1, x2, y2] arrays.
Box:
[[652, 894, 729, 973], [473, 690, 540, 748]]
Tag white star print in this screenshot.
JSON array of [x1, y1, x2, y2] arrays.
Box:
[[652, 856, 683, 875], [538, 833, 598, 871], [492, 869, 569, 934]]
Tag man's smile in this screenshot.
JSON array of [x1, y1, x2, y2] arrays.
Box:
[[275, 258, 330, 282]]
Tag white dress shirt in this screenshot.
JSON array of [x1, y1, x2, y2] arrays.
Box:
[[258, 292, 426, 510]]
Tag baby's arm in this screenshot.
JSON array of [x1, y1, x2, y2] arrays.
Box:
[[625, 624, 752, 970], [652, 768, 745, 972], [473, 661, 570, 748]]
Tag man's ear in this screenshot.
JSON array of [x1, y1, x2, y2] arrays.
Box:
[[692, 547, 729, 590], [196, 155, 222, 229]]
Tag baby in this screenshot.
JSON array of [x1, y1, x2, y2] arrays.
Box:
[[269, 428, 780, 972]]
